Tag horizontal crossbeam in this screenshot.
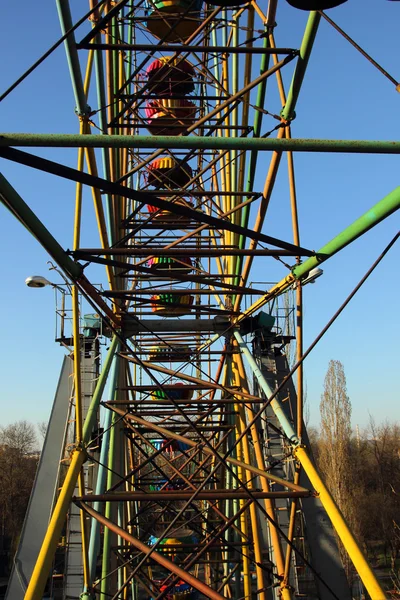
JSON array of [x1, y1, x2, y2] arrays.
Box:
[[0, 146, 312, 255], [2, 133, 400, 154], [73, 248, 304, 257], [77, 43, 299, 55], [76, 490, 312, 501]]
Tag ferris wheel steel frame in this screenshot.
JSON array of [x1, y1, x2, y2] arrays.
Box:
[[1, 1, 399, 600]]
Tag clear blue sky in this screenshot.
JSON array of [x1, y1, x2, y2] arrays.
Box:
[[0, 0, 399, 432]]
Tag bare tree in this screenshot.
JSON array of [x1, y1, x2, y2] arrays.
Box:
[[0, 420, 37, 454], [37, 420, 48, 443], [318, 360, 356, 584], [366, 418, 400, 569], [312, 410, 400, 584], [0, 421, 38, 570]]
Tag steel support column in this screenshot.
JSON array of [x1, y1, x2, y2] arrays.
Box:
[[78, 502, 228, 600], [24, 336, 120, 600], [234, 331, 386, 600]]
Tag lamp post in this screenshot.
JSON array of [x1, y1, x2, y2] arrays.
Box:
[[25, 274, 70, 343]]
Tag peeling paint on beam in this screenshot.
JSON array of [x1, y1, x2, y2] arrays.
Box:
[[1, 133, 400, 154]]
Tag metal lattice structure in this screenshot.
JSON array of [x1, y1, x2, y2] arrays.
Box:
[[1, 1, 399, 599]]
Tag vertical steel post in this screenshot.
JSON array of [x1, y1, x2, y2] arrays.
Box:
[[86, 349, 120, 587], [233, 332, 298, 443], [295, 447, 386, 600], [234, 332, 386, 599], [55, 0, 90, 116], [24, 336, 119, 600], [235, 345, 292, 599], [83, 335, 120, 443], [280, 12, 321, 122], [24, 449, 86, 600]]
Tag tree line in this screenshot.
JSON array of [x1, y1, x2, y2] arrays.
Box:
[[0, 364, 399, 595], [310, 359, 400, 596], [0, 421, 43, 576]]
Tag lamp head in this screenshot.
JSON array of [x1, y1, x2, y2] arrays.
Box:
[[302, 267, 323, 286], [25, 275, 52, 289]]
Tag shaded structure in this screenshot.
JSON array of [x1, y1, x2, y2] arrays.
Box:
[[1, 1, 399, 600]]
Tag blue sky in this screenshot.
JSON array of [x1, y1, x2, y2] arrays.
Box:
[[0, 0, 399, 432]]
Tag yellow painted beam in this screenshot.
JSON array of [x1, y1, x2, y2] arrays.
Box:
[[24, 449, 86, 600], [295, 446, 386, 600]]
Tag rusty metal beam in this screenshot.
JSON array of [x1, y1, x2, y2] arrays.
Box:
[[77, 43, 298, 54], [77, 502, 227, 600], [76, 490, 312, 501], [119, 354, 261, 401], [73, 248, 303, 256], [107, 404, 311, 493]]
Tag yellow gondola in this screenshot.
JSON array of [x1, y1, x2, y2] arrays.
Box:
[[150, 293, 194, 316], [145, 0, 203, 42]]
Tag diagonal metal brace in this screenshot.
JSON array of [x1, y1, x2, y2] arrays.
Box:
[[0, 146, 314, 256]]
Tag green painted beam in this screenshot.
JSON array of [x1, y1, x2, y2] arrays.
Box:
[[2, 133, 400, 153], [293, 186, 400, 280], [240, 33, 271, 242], [82, 335, 120, 445], [281, 12, 321, 122], [55, 0, 89, 116]]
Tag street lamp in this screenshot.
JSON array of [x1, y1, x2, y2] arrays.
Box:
[[25, 273, 70, 342], [301, 267, 324, 286], [26, 275, 58, 289]]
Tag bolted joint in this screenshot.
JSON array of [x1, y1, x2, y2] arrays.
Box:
[[293, 443, 307, 461], [279, 582, 294, 598], [224, 331, 234, 345], [225, 339, 235, 353], [75, 104, 92, 118], [280, 107, 296, 123], [68, 443, 88, 464]]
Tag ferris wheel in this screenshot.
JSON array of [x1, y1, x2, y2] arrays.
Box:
[[1, 0, 399, 599]]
